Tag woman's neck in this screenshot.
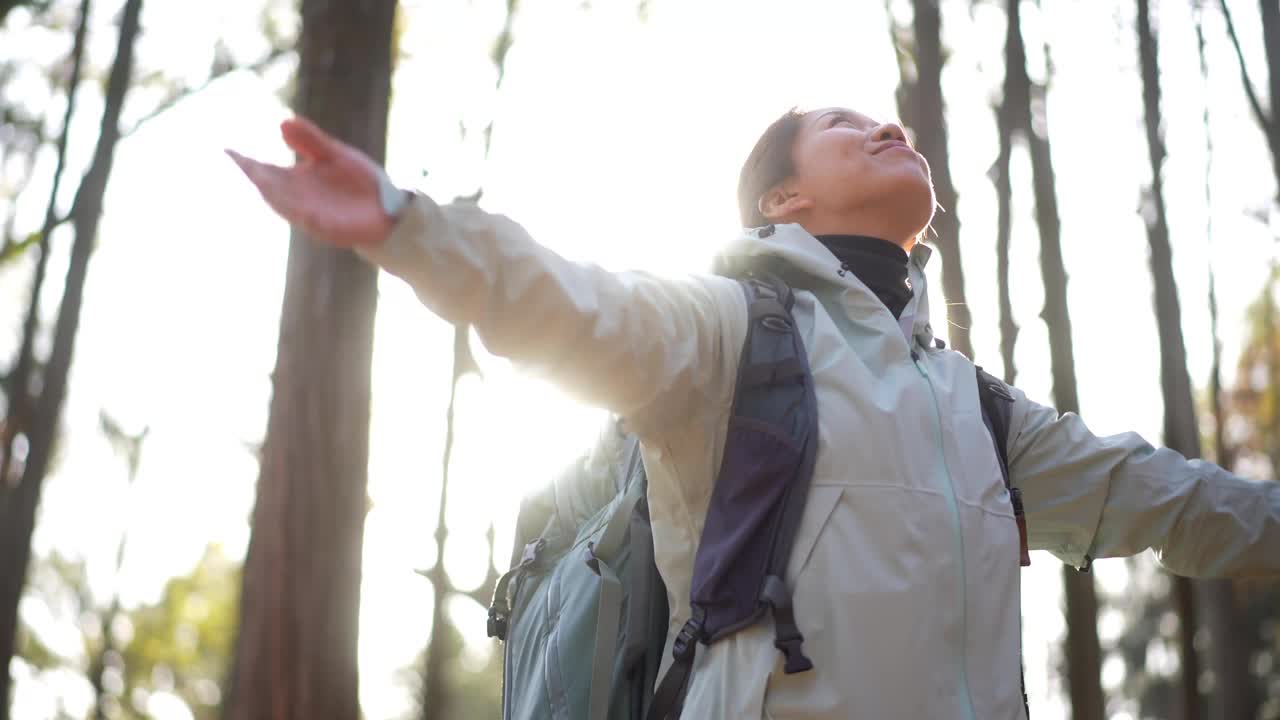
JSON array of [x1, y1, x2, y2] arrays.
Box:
[[797, 216, 917, 252]]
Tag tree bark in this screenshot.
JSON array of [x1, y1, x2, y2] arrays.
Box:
[[420, 4, 515, 712], [88, 417, 146, 720], [1000, 2, 1104, 717], [421, 330, 468, 720], [222, 1, 396, 718], [1196, 12, 1258, 718], [1196, 2, 1231, 473], [0, 0, 139, 715], [0, 0, 24, 29], [993, 11, 1017, 385], [892, 0, 974, 359], [1260, 0, 1280, 187], [0, 0, 91, 495], [0, 0, 141, 712], [1137, 3, 1210, 718]]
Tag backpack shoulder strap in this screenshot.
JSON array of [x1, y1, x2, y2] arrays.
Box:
[[649, 272, 819, 720], [974, 366, 1029, 567], [973, 367, 1033, 718]]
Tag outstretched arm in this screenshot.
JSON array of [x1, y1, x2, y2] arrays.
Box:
[[1004, 385, 1279, 578], [227, 118, 746, 432]]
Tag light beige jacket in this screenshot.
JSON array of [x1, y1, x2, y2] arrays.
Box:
[[358, 194, 1280, 719]]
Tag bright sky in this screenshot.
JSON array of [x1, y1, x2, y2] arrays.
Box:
[[3, 0, 1277, 718]]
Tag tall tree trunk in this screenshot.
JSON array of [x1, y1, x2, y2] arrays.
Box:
[[88, 416, 146, 720], [891, 0, 974, 359], [0, 0, 24, 29], [419, 6, 514, 715], [0, 0, 91, 497], [1195, 10, 1257, 718], [1196, 1, 1231, 473], [0, 0, 139, 714], [421, 331, 469, 720], [419, 332, 497, 718], [1219, 0, 1280, 191], [1137, 2, 1208, 718], [993, 17, 1017, 386], [1000, 2, 1104, 717], [222, 1, 396, 718]]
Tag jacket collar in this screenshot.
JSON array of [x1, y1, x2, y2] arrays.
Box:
[[717, 223, 936, 349]]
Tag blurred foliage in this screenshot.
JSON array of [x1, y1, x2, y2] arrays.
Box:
[[18, 545, 507, 719], [118, 545, 240, 720], [403, 602, 503, 720], [1115, 272, 1280, 720], [14, 545, 239, 719], [1227, 270, 1280, 477], [0, 0, 294, 271]]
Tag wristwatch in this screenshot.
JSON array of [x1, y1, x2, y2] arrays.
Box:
[[375, 166, 411, 220]]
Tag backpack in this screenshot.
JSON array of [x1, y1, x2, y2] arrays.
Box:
[[486, 276, 1026, 720]]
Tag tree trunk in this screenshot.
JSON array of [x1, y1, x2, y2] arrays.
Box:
[[892, 0, 974, 359], [0, 0, 24, 29], [222, 1, 396, 718], [993, 11, 1017, 385], [89, 417, 146, 720], [1196, 11, 1258, 718], [1137, 2, 1208, 718], [419, 3, 515, 709], [0, 0, 139, 714], [0, 0, 90, 494], [1196, 1, 1231, 473], [1000, 2, 1104, 717], [1219, 0, 1280, 184], [1261, 0, 1280, 187], [420, 327, 469, 720]]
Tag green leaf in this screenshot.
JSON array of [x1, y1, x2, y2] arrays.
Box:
[[0, 229, 43, 267]]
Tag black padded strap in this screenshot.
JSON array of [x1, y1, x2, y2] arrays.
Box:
[[1020, 656, 1031, 718], [645, 613, 704, 720], [755, 275, 820, 671], [622, 498, 655, 673], [975, 366, 1013, 487], [975, 366, 1030, 568], [737, 356, 808, 387]]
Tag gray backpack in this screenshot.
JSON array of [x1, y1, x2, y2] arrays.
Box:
[[485, 275, 1024, 720]]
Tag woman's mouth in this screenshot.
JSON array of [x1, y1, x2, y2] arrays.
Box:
[[874, 141, 915, 156]]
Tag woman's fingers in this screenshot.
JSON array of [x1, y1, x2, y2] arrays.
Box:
[[225, 149, 305, 222], [280, 116, 339, 163]]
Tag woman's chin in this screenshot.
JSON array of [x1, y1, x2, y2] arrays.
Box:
[[889, 187, 936, 240]]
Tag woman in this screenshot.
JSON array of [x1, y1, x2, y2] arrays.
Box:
[[229, 107, 1279, 719]]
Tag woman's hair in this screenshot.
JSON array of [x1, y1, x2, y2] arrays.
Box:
[[737, 108, 806, 228]]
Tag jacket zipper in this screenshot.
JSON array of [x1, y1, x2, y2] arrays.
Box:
[[912, 350, 979, 720]]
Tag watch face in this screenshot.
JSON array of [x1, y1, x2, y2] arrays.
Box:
[[375, 168, 407, 218]]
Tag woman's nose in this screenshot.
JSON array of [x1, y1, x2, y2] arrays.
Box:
[[872, 122, 908, 144]]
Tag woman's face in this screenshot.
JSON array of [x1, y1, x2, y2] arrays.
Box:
[[772, 107, 936, 241]]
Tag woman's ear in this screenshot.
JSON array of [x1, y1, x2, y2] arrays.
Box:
[[758, 179, 813, 221]]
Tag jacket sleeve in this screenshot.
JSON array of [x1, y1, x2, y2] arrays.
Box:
[[354, 193, 747, 435], [1004, 385, 1280, 578]]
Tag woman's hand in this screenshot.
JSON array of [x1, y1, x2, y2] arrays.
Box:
[[226, 117, 397, 248]]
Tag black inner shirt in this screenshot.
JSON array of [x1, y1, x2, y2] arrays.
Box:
[[815, 234, 913, 320]]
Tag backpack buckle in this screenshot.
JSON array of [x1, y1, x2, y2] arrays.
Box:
[[487, 606, 508, 640], [761, 575, 814, 674], [520, 538, 546, 568]]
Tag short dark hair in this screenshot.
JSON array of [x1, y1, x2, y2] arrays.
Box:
[[736, 108, 806, 228]]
